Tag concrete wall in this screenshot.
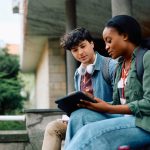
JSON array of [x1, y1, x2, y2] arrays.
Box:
[[48, 39, 66, 108], [0, 143, 28, 150], [25, 109, 64, 150], [35, 39, 66, 109], [36, 41, 50, 108]]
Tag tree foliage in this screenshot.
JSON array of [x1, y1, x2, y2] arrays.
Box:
[[0, 48, 25, 114]]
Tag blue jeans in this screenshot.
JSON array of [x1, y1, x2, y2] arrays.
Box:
[[64, 109, 150, 150]]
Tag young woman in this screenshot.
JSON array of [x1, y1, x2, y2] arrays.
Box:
[[64, 15, 150, 150]]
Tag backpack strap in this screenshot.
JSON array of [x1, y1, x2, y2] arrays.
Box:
[[136, 48, 148, 83], [102, 57, 111, 85]]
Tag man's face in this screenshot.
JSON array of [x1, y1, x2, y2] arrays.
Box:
[[71, 40, 95, 65]]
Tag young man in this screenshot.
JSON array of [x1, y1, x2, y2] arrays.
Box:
[[42, 27, 117, 150]]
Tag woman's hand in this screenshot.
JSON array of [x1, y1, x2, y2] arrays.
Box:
[[78, 97, 132, 114], [78, 97, 112, 113]]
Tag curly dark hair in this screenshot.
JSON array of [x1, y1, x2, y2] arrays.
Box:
[[60, 27, 93, 50]]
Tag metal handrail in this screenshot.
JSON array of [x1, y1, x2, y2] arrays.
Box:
[[0, 115, 26, 121]]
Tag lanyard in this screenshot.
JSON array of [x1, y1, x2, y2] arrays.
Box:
[[121, 60, 131, 98]]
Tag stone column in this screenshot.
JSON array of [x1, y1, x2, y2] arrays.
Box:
[[65, 0, 77, 93], [111, 0, 132, 17]]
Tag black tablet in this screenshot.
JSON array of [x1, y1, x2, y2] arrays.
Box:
[[55, 91, 97, 116]]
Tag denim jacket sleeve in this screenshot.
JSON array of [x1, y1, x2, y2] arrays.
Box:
[[108, 59, 118, 87], [128, 50, 150, 117]]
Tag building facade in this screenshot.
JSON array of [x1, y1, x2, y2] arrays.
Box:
[[16, 0, 150, 109]]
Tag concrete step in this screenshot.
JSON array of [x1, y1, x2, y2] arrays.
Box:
[[0, 130, 29, 142]]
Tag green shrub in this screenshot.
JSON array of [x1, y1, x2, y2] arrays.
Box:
[[0, 48, 26, 115]]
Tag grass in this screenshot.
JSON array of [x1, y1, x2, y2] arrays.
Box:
[[0, 121, 26, 130]]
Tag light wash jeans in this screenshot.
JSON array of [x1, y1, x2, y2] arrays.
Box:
[[64, 109, 150, 150]]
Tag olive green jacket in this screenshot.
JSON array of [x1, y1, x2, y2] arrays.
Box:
[[113, 47, 150, 132]]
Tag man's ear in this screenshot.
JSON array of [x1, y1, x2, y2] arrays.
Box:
[[91, 41, 94, 48]]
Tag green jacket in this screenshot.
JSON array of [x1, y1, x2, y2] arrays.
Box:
[[113, 47, 150, 132]]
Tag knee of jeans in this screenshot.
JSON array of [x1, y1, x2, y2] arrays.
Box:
[[70, 109, 93, 122], [71, 109, 87, 118]]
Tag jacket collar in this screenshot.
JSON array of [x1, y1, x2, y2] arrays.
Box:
[[132, 46, 140, 58], [117, 46, 140, 63], [94, 51, 102, 71]]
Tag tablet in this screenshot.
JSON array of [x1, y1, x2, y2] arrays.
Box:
[[55, 91, 97, 116]]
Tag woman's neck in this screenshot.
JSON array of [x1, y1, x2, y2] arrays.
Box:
[[123, 44, 137, 62]]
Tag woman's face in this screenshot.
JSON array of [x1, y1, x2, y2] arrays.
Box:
[[103, 27, 128, 59]]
